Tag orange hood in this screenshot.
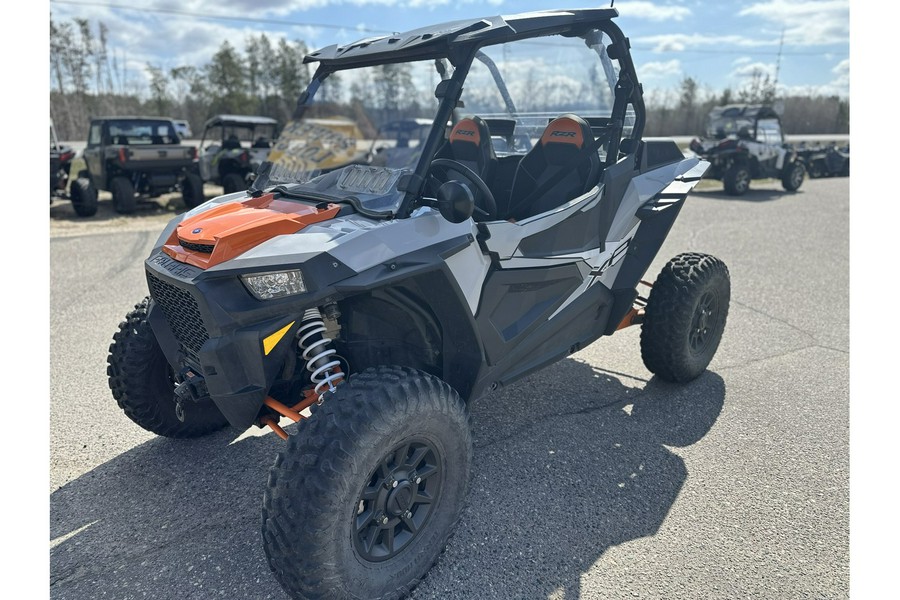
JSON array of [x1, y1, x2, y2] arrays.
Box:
[[162, 193, 341, 269]]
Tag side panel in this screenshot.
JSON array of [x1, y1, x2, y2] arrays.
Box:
[[476, 263, 585, 365], [470, 278, 615, 399]]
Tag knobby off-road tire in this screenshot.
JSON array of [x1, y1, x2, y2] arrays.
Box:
[[182, 172, 205, 209], [107, 297, 229, 438], [640, 253, 731, 383], [222, 172, 247, 195], [723, 164, 750, 196], [263, 366, 473, 600], [110, 176, 137, 214], [781, 160, 805, 192], [69, 176, 98, 217]]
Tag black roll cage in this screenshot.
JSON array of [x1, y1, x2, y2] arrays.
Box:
[[296, 9, 647, 219]]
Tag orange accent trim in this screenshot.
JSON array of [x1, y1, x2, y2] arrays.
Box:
[[615, 307, 645, 331], [261, 415, 289, 440], [449, 118, 481, 145], [291, 389, 321, 414], [263, 380, 345, 442], [162, 193, 342, 269], [263, 396, 304, 423], [540, 117, 585, 147]]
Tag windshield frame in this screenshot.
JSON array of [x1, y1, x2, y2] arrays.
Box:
[[254, 16, 646, 219]]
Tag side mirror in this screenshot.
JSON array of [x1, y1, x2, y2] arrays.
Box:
[[737, 126, 752, 140], [436, 180, 474, 223]]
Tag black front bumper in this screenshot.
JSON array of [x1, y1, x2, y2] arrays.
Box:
[[143, 250, 353, 430]]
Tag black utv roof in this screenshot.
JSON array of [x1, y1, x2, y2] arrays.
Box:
[[305, 8, 619, 68], [708, 104, 781, 121]]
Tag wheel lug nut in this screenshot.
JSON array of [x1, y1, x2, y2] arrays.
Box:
[[415, 477, 421, 484], [405, 511, 412, 519], [392, 480, 398, 488]]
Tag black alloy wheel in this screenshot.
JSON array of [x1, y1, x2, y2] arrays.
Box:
[[353, 438, 442, 562]]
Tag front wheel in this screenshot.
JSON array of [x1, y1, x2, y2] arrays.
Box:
[[181, 172, 205, 209], [262, 366, 473, 600], [69, 177, 99, 217], [781, 160, 805, 192], [640, 253, 731, 383], [107, 297, 230, 438]]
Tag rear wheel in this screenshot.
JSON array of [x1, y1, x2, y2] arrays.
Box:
[[110, 176, 136, 214], [723, 164, 750, 196], [182, 172, 205, 209], [107, 297, 229, 438], [222, 172, 247, 195], [69, 177, 98, 217], [781, 160, 805, 192], [808, 159, 824, 178], [263, 366, 473, 600], [640, 253, 731, 383]]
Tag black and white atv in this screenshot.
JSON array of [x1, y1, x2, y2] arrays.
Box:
[[689, 104, 805, 196], [107, 8, 730, 600]]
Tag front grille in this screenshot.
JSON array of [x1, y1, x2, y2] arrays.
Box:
[[147, 272, 209, 360], [179, 239, 215, 253]]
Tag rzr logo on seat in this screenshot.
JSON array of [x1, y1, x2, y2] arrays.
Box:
[[455, 130, 476, 136], [551, 131, 577, 138]]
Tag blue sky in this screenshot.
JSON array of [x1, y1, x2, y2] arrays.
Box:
[[46, 0, 850, 100]]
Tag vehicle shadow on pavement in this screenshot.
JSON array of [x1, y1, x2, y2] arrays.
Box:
[[691, 187, 798, 203], [49, 359, 724, 600], [415, 358, 726, 599], [50, 424, 293, 599]]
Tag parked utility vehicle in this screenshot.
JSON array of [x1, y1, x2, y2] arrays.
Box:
[[82, 116, 203, 213], [51, 118, 98, 216], [796, 141, 849, 178], [107, 8, 730, 600], [197, 114, 279, 194], [689, 104, 805, 196]]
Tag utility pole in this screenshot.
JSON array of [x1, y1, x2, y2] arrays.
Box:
[[773, 28, 785, 92], [770, 28, 785, 111]]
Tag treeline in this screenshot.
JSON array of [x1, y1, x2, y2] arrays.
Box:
[[50, 14, 311, 140], [50, 14, 849, 141], [644, 75, 850, 136]]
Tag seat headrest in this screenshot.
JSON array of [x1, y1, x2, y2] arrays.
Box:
[[449, 116, 488, 146], [539, 114, 592, 148]]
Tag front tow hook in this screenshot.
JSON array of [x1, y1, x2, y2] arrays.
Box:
[[173, 368, 210, 422]]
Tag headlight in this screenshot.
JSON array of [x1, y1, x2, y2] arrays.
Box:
[[241, 270, 307, 300]]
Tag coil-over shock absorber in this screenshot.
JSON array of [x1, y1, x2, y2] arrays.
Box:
[[297, 306, 345, 398]]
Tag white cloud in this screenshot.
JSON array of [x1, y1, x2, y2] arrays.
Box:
[[615, 2, 691, 22], [738, 0, 849, 46], [730, 61, 776, 79], [639, 33, 773, 53], [639, 59, 682, 80], [832, 58, 849, 77], [732, 57, 753, 66]]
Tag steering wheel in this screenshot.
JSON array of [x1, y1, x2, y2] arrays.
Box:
[[428, 158, 498, 221]]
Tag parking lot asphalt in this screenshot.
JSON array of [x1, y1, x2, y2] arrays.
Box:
[[49, 177, 849, 599]]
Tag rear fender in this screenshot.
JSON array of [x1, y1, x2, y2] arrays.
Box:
[[605, 160, 709, 332]]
